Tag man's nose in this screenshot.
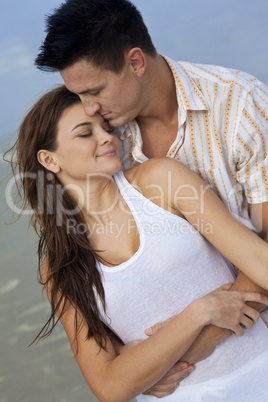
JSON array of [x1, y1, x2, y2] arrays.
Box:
[[82, 101, 101, 116]]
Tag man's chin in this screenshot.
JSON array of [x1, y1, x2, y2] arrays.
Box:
[[109, 116, 133, 128]]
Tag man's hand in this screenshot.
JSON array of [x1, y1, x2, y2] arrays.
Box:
[[230, 271, 268, 312], [144, 273, 268, 367], [113, 335, 194, 398], [142, 361, 194, 398]]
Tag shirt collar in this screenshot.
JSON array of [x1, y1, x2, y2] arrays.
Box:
[[162, 55, 209, 126], [117, 55, 209, 139]]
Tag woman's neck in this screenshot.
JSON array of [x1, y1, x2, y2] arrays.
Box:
[[71, 174, 120, 226]]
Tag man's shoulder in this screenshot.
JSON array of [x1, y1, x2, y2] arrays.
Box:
[[171, 58, 261, 93]]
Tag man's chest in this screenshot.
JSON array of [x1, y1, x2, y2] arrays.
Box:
[[118, 112, 250, 221], [138, 119, 178, 159], [120, 110, 237, 177]]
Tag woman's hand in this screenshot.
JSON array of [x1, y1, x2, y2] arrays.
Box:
[[146, 284, 268, 338], [198, 283, 267, 335]]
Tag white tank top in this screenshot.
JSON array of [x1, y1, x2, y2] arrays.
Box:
[[96, 170, 268, 388]]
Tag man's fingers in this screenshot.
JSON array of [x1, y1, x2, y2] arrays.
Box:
[[143, 382, 178, 394], [143, 385, 179, 398], [163, 361, 194, 378], [142, 362, 195, 396], [161, 367, 194, 385], [143, 375, 183, 396], [164, 361, 188, 376]]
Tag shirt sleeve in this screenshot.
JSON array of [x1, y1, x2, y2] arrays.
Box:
[[235, 80, 268, 204]]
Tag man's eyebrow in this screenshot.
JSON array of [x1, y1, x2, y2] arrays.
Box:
[[72, 122, 92, 132]]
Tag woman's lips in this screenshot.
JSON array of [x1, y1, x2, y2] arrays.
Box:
[[97, 149, 116, 157]]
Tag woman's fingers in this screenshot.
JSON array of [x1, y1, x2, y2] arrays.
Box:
[[240, 315, 255, 330], [242, 306, 260, 325], [145, 315, 175, 336], [232, 325, 244, 337], [243, 292, 268, 306], [218, 283, 233, 291], [202, 285, 267, 333], [232, 306, 260, 335], [231, 292, 266, 334]]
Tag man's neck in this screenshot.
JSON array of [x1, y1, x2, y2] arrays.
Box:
[[135, 55, 179, 158], [136, 54, 178, 127]]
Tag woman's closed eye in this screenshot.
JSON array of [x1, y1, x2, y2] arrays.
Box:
[[78, 128, 114, 138], [78, 131, 93, 138]]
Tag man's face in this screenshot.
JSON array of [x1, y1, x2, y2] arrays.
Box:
[[60, 58, 144, 127]]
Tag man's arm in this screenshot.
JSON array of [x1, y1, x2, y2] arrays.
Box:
[[151, 202, 268, 366], [249, 202, 268, 242], [180, 271, 268, 365], [145, 272, 268, 367], [181, 81, 268, 362], [111, 203, 268, 397]]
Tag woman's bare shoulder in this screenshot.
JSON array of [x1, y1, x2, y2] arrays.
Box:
[[124, 158, 173, 178], [124, 157, 186, 188]]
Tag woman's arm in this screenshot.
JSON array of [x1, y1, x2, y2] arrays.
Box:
[[42, 260, 264, 402], [138, 158, 268, 291], [119, 159, 268, 397]]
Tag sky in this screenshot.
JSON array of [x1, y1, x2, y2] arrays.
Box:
[[1, 0, 268, 153]]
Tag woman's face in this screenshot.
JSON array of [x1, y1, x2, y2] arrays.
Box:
[[51, 102, 121, 184]]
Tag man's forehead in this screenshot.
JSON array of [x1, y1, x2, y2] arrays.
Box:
[[60, 58, 111, 79], [60, 60, 107, 92]]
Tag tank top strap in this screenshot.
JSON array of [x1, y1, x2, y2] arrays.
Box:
[[113, 170, 169, 218], [113, 170, 137, 195], [113, 170, 144, 214]]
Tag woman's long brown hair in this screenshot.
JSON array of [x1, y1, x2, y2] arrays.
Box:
[[5, 86, 112, 350]]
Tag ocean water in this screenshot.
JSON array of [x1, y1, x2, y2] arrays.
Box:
[[0, 161, 99, 402]]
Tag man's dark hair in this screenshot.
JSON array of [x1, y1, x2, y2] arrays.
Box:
[[35, 0, 157, 73]]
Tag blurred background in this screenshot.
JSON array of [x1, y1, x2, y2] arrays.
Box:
[[1, 1, 268, 401]]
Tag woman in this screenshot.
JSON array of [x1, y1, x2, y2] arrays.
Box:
[[8, 86, 268, 401]]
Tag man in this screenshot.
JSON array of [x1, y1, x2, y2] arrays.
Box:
[[35, 0, 268, 397]]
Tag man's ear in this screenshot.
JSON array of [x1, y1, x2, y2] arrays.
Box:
[[126, 48, 146, 77], [37, 150, 61, 174]]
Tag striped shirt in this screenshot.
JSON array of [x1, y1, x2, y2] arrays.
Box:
[[116, 55, 268, 232]]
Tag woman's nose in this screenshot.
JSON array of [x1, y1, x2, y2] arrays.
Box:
[[98, 128, 114, 144]]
